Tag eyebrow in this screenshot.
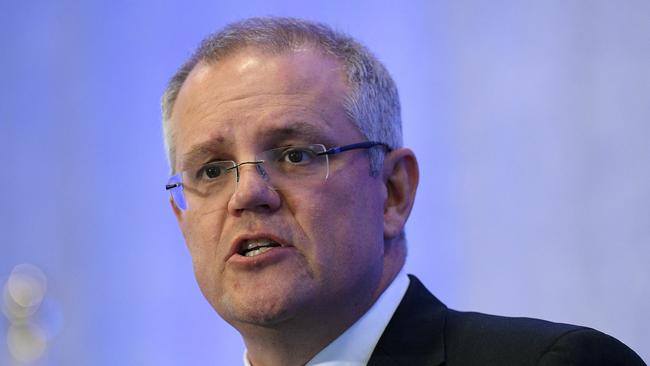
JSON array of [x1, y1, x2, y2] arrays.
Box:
[[179, 135, 230, 171], [178, 121, 332, 170]]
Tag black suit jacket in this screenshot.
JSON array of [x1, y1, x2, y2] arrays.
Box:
[[368, 275, 645, 366]]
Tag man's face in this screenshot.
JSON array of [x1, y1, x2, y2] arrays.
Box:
[[170, 47, 390, 329]]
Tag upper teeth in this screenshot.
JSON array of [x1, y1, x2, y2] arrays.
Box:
[[241, 239, 279, 257], [242, 239, 275, 251], [244, 247, 274, 257]]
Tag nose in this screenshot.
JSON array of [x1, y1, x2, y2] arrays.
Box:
[[227, 162, 281, 214]]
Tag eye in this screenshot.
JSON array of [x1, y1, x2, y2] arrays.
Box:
[[288, 150, 304, 163], [196, 162, 230, 180], [205, 165, 223, 178], [281, 147, 316, 164]]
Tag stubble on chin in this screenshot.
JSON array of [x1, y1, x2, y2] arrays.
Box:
[[215, 263, 319, 328]]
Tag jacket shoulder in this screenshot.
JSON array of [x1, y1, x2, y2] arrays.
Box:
[[445, 310, 646, 366]]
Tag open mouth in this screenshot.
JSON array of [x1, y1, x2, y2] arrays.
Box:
[[238, 239, 282, 257]]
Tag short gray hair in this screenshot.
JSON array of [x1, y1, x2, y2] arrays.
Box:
[[161, 17, 402, 175]]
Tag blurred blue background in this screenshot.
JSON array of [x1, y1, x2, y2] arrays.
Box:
[[1, 1, 648, 364]]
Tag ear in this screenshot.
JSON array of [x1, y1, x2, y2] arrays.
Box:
[[382, 148, 419, 240]]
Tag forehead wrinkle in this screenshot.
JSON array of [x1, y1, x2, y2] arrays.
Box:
[[216, 91, 317, 108], [183, 91, 319, 127], [260, 121, 335, 145]]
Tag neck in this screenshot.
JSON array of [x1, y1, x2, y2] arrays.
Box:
[[243, 318, 349, 366]]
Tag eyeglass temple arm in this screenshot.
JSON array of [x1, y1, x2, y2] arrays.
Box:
[[320, 141, 390, 156], [166, 183, 181, 190]]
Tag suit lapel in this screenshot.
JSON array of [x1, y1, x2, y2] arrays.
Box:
[[367, 275, 447, 366]]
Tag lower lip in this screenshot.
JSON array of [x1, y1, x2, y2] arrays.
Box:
[[227, 246, 294, 268]]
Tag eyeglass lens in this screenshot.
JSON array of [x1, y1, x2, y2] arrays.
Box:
[[170, 144, 329, 211]]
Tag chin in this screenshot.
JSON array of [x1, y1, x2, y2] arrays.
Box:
[[218, 292, 304, 327], [214, 267, 317, 324]]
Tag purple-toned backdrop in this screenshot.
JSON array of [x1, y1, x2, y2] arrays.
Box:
[[2, 1, 648, 364]]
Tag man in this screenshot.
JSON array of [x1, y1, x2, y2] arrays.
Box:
[[162, 17, 645, 366]]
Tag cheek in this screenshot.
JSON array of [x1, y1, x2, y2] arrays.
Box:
[[180, 211, 228, 281], [182, 209, 226, 246], [294, 178, 385, 272]]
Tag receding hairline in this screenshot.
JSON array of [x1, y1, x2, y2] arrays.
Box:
[[166, 40, 353, 122]]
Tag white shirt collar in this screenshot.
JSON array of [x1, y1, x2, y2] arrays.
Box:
[[243, 270, 410, 366]]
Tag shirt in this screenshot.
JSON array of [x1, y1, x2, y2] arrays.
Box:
[[243, 270, 410, 366]]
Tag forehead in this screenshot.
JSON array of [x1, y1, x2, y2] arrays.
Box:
[[170, 47, 363, 168]]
